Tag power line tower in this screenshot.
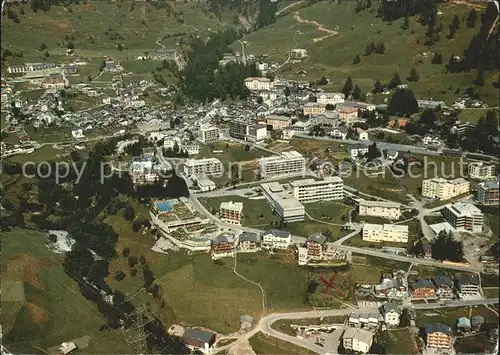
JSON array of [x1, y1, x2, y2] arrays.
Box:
[[122, 305, 155, 354]]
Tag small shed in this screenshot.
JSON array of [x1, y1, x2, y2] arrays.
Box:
[[240, 315, 253, 330], [59, 342, 77, 355]]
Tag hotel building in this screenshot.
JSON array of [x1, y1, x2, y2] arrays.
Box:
[[421, 178, 470, 200], [219, 201, 243, 225], [441, 202, 484, 233], [259, 151, 306, 179], [362, 224, 409, 243], [358, 199, 401, 220], [184, 158, 223, 177], [290, 177, 344, 203]]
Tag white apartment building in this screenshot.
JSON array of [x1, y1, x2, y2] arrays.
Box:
[[262, 229, 292, 249], [261, 181, 305, 222], [468, 162, 496, 180], [358, 199, 401, 220], [184, 158, 223, 177], [316, 92, 345, 106], [244, 77, 272, 91], [197, 178, 216, 192], [441, 202, 484, 233], [199, 126, 220, 143], [421, 178, 470, 200], [247, 124, 267, 143], [259, 151, 306, 179], [362, 224, 409, 243], [342, 328, 373, 354], [182, 143, 200, 155], [290, 177, 344, 203], [219, 201, 243, 225]]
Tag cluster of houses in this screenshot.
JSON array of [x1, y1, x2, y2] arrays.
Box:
[[409, 274, 482, 300]]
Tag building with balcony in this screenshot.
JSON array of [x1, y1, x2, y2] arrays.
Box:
[[184, 158, 223, 177], [238, 232, 261, 252], [423, 323, 453, 349], [259, 151, 306, 179], [244, 77, 272, 91], [316, 92, 345, 106], [410, 279, 436, 298], [229, 119, 267, 142], [262, 229, 291, 250], [456, 274, 481, 298], [468, 162, 496, 180], [290, 177, 344, 203], [379, 303, 401, 327], [358, 199, 402, 220], [339, 107, 359, 123], [476, 180, 499, 205], [303, 102, 326, 116], [441, 202, 484, 233], [342, 328, 373, 354], [433, 275, 454, 299], [211, 234, 236, 259], [219, 201, 243, 225], [199, 126, 220, 143], [362, 224, 409, 243], [421, 178, 470, 200]]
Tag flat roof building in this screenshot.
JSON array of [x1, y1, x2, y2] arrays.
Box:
[[184, 158, 223, 177], [259, 151, 306, 179], [362, 224, 409, 243], [476, 180, 499, 205], [199, 126, 220, 143], [358, 199, 401, 220], [422, 178, 470, 201], [441, 202, 484, 233], [261, 181, 305, 222], [468, 162, 496, 180], [290, 176, 343, 203], [219, 201, 243, 225]]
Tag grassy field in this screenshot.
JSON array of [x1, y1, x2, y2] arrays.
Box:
[[352, 253, 410, 272], [454, 333, 498, 354], [154, 255, 263, 333], [376, 329, 419, 354], [415, 305, 498, 327], [249, 332, 316, 355], [198, 195, 278, 227], [232, 1, 498, 106], [234, 252, 310, 312], [350, 264, 384, 284], [7, 145, 67, 164], [305, 201, 351, 223], [1, 228, 133, 354], [286, 218, 346, 240]]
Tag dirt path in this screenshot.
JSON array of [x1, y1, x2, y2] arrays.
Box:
[[276, 1, 304, 16], [451, 0, 488, 10], [293, 11, 338, 42]]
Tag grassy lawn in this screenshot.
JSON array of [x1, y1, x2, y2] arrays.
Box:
[[198, 196, 277, 227], [457, 109, 493, 124], [249, 332, 316, 355], [7, 146, 66, 164], [235, 252, 310, 312], [351, 264, 384, 285], [415, 306, 498, 328], [272, 316, 347, 336], [198, 141, 274, 163], [288, 138, 347, 162], [1, 228, 133, 354], [25, 124, 71, 143], [483, 288, 499, 298], [155, 255, 263, 333], [305, 201, 351, 223], [376, 329, 419, 354], [455, 333, 498, 354], [286, 218, 346, 240], [481, 273, 500, 288], [424, 215, 445, 225], [345, 233, 411, 250], [352, 253, 410, 271]]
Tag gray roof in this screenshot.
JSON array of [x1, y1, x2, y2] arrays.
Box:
[[239, 232, 261, 243], [411, 279, 435, 290], [434, 275, 453, 288], [240, 315, 253, 323], [457, 274, 479, 286], [457, 317, 471, 328], [212, 233, 234, 246], [381, 302, 400, 314], [308, 233, 326, 245], [263, 229, 290, 238], [424, 323, 452, 336], [183, 328, 215, 343], [471, 315, 484, 326]]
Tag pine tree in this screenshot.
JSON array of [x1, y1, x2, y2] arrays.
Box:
[[466, 9, 477, 28], [408, 68, 419, 82], [353, 84, 362, 100], [341, 76, 353, 97], [375, 42, 386, 54], [473, 69, 485, 86], [452, 14, 460, 30], [373, 80, 383, 94], [353, 54, 361, 64], [388, 72, 402, 89], [431, 52, 443, 64]]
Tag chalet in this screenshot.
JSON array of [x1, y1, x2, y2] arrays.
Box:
[[211, 234, 235, 260], [433, 275, 454, 299], [183, 328, 216, 354], [238, 232, 261, 252], [262, 229, 291, 250], [379, 303, 400, 327], [410, 279, 436, 298]]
